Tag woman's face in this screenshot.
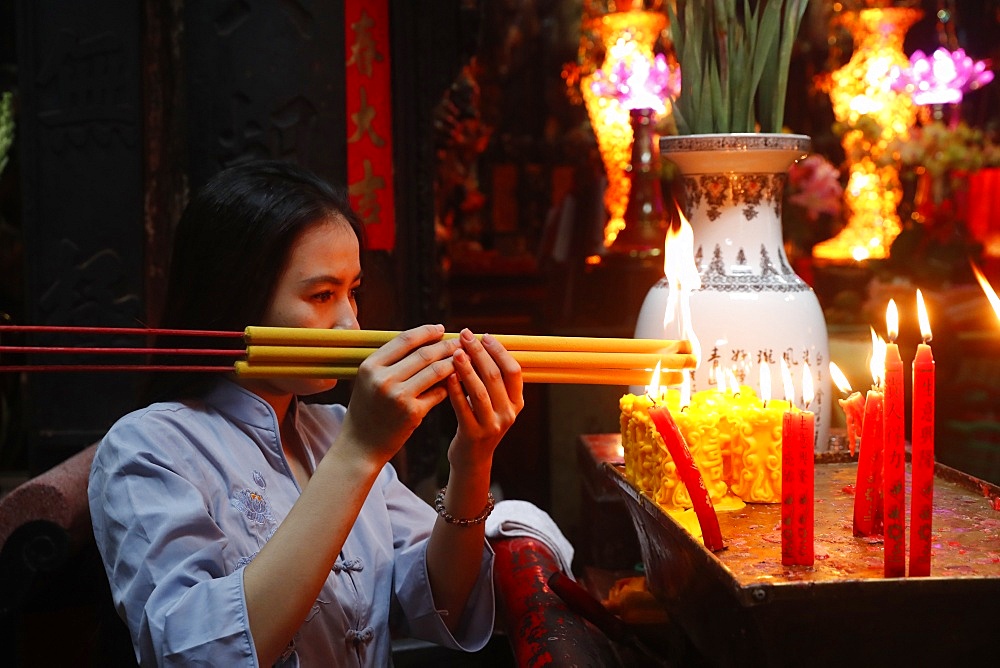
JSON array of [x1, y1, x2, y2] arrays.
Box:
[[252, 217, 362, 397]]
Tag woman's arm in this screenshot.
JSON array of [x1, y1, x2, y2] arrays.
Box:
[[243, 324, 466, 665], [425, 331, 523, 632]]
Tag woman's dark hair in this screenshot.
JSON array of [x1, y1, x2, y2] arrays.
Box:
[[144, 160, 365, 403]]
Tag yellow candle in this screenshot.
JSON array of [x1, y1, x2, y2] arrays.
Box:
[[620, 393, 663, 493], [729, 400, 784, 503], [670, 408, 730, 506]]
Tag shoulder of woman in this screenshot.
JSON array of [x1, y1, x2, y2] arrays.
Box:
[[96, 399, 217, 468]]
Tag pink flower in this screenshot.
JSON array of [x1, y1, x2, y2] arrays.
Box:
[[589, 53, 681, 113], [891, 48, 995, 106], [788, 154, 843, 222]]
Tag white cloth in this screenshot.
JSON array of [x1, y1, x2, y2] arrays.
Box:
[[485, 500, 575, 578]]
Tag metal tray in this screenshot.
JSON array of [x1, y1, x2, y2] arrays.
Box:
[[605, 449, 1000, 666]]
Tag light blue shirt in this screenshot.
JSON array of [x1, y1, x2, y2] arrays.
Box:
[[89, 379, 495, 667]]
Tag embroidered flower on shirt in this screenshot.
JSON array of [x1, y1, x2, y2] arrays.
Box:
[[232, 488, 272, 524], [231, 472, 278, 570], [231, 471, 275, 526]]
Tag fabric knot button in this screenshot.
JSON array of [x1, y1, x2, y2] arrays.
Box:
[[333, 557, 364, 573], [346, 626, 374, 645]]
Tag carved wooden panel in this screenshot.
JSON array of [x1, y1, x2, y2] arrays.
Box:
[[182, 0, 347, 189], [16, 1, 144, 471]]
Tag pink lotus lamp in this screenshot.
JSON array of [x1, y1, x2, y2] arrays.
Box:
[[891, 47, 994, 111]]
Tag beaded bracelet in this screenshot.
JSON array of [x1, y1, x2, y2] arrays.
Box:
[[434, 486, 495, 527]]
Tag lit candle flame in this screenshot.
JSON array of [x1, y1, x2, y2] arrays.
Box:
[[645, 360, 663, 399], [760, 362, 772, 403], [727, 368, 740, 396], [971, 262, 1000, 324], [780, 357, 795, 403], [662, 208, 702, 367], [830, 361, 853, 395], [886, 299, 899, 343], [680, 371, 691, 410], [802, 361, 814, 409], [869, 327, 886, 388], [916, 289, 932, 344], [714, 363, 727, 393]]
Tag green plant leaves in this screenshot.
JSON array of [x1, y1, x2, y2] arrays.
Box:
[[668, 0, 807, 134]]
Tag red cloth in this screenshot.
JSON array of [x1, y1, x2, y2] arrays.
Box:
[[344, 0, 395, 251], [968, 168, 1000, 244], [491, 536, 618, 666]]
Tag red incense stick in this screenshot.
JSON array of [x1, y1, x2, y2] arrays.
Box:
[[0, 365, 232, 373], [0, 346, 243, 357], [0, 325, 244, 338]]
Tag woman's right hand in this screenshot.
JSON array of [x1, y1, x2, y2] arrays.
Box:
[[336, 324, 459, 465]]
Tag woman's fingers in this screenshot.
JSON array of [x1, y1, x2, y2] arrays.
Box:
[[359, 324, 459, 391], [459, 330, 523, 415], [479, 333, 524, 412], [450, 330, 523, 429], [446, 362, 476, 424]]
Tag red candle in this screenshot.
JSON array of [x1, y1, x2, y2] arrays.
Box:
[[854, 331, 885, 537], [781, 362, 815, 566], [647, 406, 725, 552], [909, 290, 935, 577], [883, 300, 906, 578], [831, 361, 866, 456]]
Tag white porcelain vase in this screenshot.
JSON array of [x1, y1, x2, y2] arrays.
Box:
[[635, 133, 831, 451]]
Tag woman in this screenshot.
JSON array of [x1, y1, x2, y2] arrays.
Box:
[[89, 160, 523, 666]]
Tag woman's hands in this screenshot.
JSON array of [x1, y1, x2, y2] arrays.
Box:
[[338, 324, 459, 467], [335, 324, 522, 476], [445, 329, 524, 473]]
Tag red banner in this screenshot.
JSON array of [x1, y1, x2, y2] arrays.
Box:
[[345, 0, 395, 251]]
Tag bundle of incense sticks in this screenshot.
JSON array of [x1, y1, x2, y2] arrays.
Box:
[[0, 325, 694, 386], [238, 326, 694, 385]]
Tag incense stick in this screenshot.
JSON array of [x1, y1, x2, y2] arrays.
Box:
[[0, 345, 243, 357], [245, 345, 696, 370], [0, 365, 231, 373], [1, 324, 696, 386], [1, 324, 692, 356], [233, 361, 682, 386], [0, 325, 243, 338], [243, 326, 692, 354]]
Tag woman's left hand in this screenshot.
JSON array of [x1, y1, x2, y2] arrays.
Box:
[[445, 329, 523, 471]]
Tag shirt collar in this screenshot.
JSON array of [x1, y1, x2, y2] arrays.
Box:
[[201, 377, 295, 433]]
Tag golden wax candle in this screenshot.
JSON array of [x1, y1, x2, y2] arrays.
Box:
[[730, 400, 784, 504]]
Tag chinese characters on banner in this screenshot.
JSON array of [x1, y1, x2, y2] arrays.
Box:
[[345, 0, 395, 251]]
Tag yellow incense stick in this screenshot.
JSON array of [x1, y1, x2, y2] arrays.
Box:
[[243, 326, 691, 355], [244, 345, 696, 370], [233, 361, 681, 386]]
